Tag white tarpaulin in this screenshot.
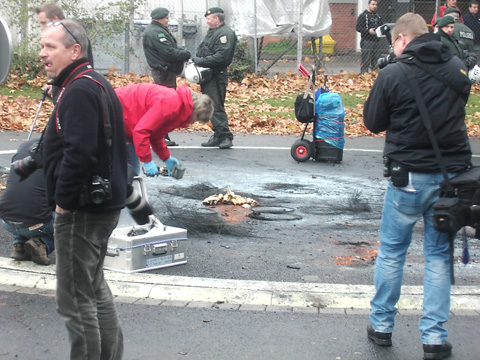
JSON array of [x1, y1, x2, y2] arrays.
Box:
[[222, 0, 331, 38]]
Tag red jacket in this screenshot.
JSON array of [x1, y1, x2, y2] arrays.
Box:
[[115, 83, 193, 162]]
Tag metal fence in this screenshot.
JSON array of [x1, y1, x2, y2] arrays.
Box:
[[1, 0, 473, 77]]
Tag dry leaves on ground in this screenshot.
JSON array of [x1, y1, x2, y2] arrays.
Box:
[[1, 69, 480, 137]]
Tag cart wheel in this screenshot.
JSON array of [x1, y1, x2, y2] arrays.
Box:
[[291, 140, 313, 162]]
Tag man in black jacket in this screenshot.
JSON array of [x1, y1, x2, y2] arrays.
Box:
[[39, 19, 126, 359], [0, 140, 54, 265], [356, 0, 382, 73], [363, 13, 471, 360]]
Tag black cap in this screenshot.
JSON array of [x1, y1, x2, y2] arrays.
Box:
[[205, 7, 224, 17]]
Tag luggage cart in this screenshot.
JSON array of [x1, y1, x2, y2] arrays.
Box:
[[291, 65, 344, 163]]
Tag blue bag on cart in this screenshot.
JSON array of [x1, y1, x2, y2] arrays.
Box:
[[313, 90, 345, 162]]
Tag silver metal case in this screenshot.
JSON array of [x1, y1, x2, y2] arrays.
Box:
[[104, 176, 188, 273]]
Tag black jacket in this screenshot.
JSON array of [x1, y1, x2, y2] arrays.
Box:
[[356, 10, 382, 43], [143, 21, 191, 75], [0, 140, 52, 224], [42, 59, 127, 212], [363, 33, 472, 173]]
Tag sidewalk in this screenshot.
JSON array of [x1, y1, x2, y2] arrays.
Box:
[[1, 257, 479, 314]]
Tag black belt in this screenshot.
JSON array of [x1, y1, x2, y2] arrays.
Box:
[[3, 219, 44, 229]]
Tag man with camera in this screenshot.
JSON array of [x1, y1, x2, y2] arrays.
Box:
[[0, 140, 54, 265], [363, 13, 472, 360], [39, 19, 127, 359]]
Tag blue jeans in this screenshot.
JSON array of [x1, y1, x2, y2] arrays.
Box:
[[126, 140, 140, 176], [55, 210, 123, 360], [1, 216, 55, 254], [369, 172, 453, 345]]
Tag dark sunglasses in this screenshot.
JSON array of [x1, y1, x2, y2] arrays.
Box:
[[46, 21, 80, 45]]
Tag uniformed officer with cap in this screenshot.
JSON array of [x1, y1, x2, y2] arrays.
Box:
[[444, 7, 476, 52], [192, 7, 237, 149], [143, 7, 191, 146], [437, 15, 478, 69]]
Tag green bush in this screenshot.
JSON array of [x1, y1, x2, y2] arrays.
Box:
[[229, 39, 255, 83]]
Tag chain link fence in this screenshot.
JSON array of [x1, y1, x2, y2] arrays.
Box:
[[1, 1, 474, 77]]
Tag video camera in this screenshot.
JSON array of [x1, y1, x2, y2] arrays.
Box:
[[376, 23, 396, 69]]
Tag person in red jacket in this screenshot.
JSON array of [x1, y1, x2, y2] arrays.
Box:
[[115, 83, 213, 176]]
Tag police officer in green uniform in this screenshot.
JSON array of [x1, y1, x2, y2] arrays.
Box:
[[143, 7, 191, 146], [192, 7, 237, 149], [444, 7, 476, 52]]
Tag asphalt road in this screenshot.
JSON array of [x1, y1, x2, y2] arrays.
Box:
[[0, 130, 479, 286], [1, 130, 479, 360], [1, 290, 479, 360]]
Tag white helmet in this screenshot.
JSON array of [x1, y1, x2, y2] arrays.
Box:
[[468, 65, 480, 85], [185, 62, 212, 84]]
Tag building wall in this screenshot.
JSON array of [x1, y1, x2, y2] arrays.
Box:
[[329, 3, 358, 53]]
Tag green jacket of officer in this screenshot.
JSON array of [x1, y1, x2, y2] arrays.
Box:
[[195, 23, 236, 71], [143, 19, 190, 75]]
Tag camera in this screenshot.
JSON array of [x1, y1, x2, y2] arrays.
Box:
[[377, 52, 395, 69], [79, 175, 112, 206], [125, 183, 153, 225], [11, 141, 43, 181], [375, 23, 395, 44]]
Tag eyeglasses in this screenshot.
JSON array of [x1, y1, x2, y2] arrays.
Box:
[[392, 33, 404, 45], [46, 21, 80, 45]]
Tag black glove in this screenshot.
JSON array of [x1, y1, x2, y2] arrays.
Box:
[[192, 56, 205, 67]]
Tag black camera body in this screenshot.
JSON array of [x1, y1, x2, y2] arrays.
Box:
[[79, 175, 112, 206], [11, 141, 43, 181], [378, 52, 395, 69]]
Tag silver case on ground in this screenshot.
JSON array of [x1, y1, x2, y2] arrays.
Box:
[[104, 176, 188, 273]]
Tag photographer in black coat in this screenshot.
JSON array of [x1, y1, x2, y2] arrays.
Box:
[[363, 13, 471, 359], [39, 19, 126, 358]]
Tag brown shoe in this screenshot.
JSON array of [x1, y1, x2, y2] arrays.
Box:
[[24, 238, 50, 265], [10, 243, 31, 261]]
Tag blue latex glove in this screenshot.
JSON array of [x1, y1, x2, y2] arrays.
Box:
[[164, 156, 180, 176], [143, 161, 159, 177]]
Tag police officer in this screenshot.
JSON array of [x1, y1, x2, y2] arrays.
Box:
[[444, 7, 475, 52], [143, 7, 191, 146], [192, 7, 237, 149]]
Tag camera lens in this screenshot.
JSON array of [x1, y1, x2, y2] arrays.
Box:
[[90, 189, 106, 204], [11, 156, 39, 181]]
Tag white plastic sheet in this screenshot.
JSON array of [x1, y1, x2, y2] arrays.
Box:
[[223, 0, 331, 38]]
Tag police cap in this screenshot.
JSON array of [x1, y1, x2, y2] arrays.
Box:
[[205, 7, 224, 17], [151, 7, 169, 20]]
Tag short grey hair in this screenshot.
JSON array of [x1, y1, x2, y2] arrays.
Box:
[[192, 92, 214, 124], [59, 20, 88, 58]]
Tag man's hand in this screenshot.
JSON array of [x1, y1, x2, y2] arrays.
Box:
[[192, 57, 205, 67], [55, 205, 71, 214], [143, 161, 159, 177]]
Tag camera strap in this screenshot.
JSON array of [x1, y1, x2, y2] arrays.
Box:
[[55, 71, 113, 183], [397, 61, 454, 192]]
